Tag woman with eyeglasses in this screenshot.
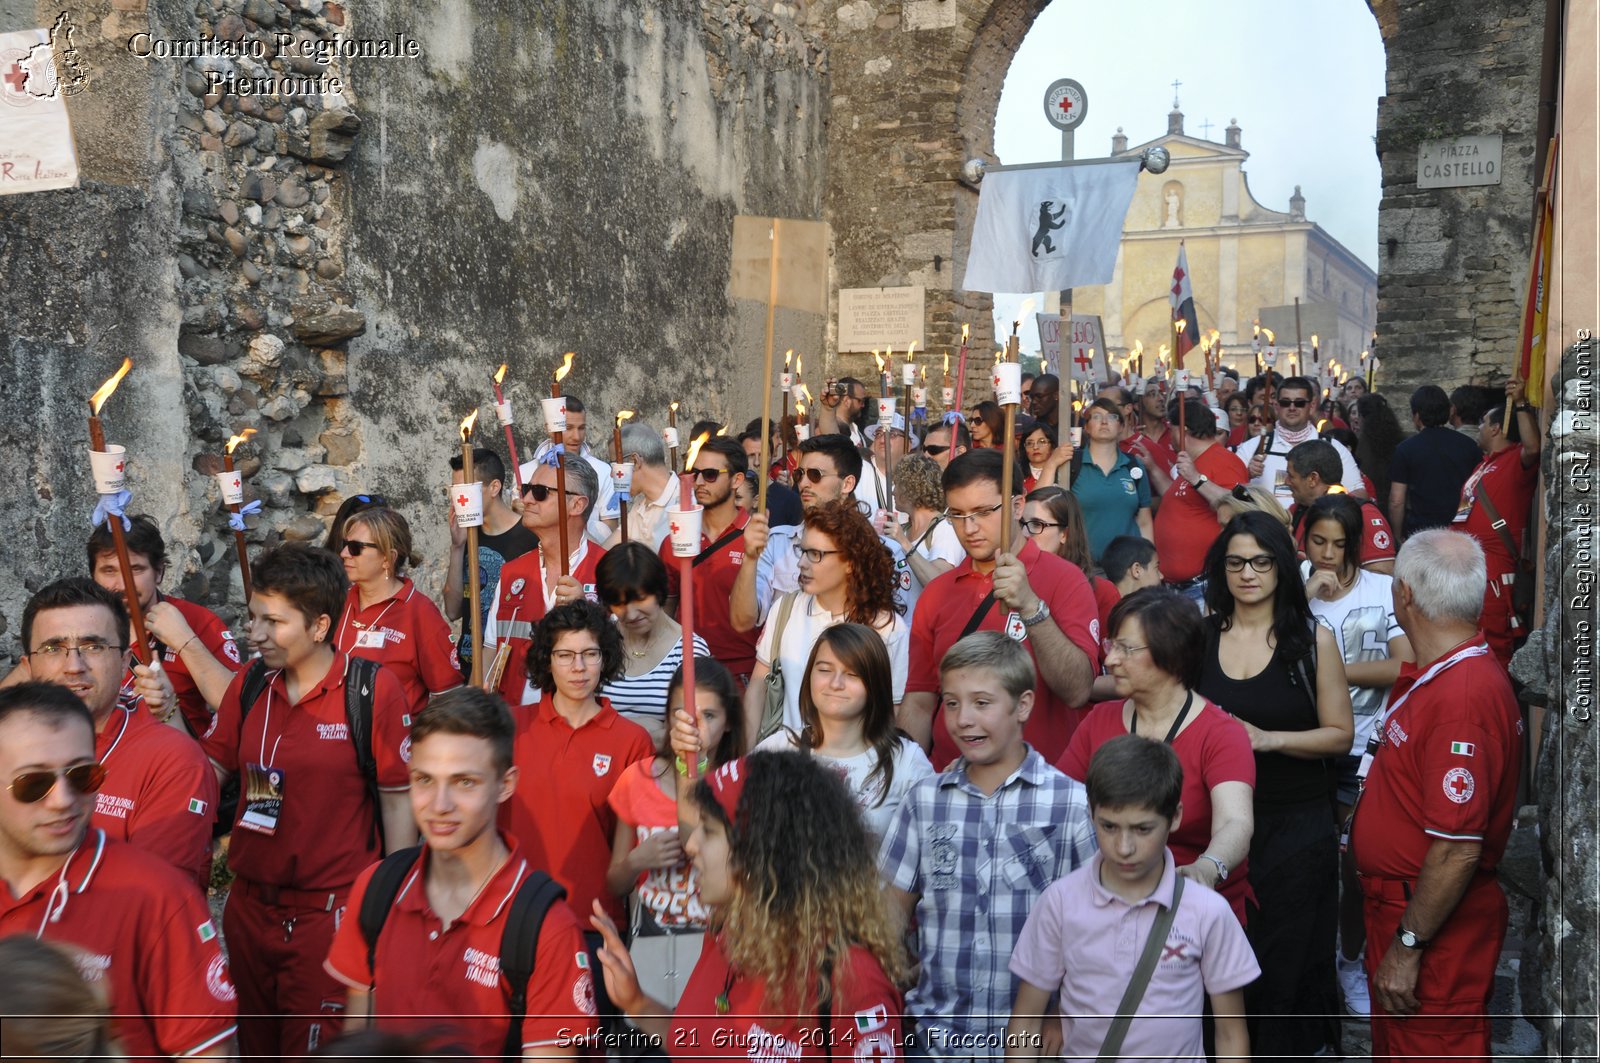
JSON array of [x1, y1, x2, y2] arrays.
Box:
[[1224, 392, 1250, 433], [1227, 402, 1267, 449], [749, 623, 932, 840], [334, 507, 462, 724], [1020, 423, 1070, 493], [881, 453, 964, 601], [1299, 493, 1413, 1015], [1022, 486, 1120, 634], [596, 543, 711, 744], [1056, 588, 1256, 924], [589, 752, 908, 1060], [1069, 396, 1153, 560], [1196, 512, 1354, 1060], [743, 500, 908, 747]]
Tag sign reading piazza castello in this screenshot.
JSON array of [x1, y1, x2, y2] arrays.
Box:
[[1416, 134, 1503, 189]]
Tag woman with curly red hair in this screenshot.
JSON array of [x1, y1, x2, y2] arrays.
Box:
[[741, 499, 908, 748]]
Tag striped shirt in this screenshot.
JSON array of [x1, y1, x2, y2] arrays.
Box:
[[600, 634, 709, 742], [878, 748, 1095, 1054]]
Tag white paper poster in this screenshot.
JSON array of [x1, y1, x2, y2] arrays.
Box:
[[0, 24, 81, 196]]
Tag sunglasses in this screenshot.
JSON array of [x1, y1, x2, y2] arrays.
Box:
[[8, 763, 106, 804], [1277, 398, 1311, 409], [354, 494, 387, 505], [796, 467, 836, 485], [923, 445, 950, 457], [689, 469, 728, 483], [341, 539, 380, 557], [1248, 416, 1264, 425], [520, 484, 571, 502]]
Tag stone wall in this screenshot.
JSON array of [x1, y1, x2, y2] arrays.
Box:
[[0, 0, 828, 664], [1368, 0, 1546, 394]]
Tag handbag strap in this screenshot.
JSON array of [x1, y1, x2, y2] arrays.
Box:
[[959, 590, 998, 640], [692, 521, 746, 568], [1097, 874, 1184, 1063], [1472, 483, 1522, 566], [769, 592, 799, 672]]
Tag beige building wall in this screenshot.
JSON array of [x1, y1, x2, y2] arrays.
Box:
[[1073, 118, 1376, 376]]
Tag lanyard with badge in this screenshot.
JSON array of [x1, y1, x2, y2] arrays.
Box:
[[341, 595, 400, 653], [1340, 641, 1491, 851], [239, 684, 289, 835]]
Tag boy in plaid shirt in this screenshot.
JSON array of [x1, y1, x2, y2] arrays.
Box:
[[880, 632, 1096, 1059]]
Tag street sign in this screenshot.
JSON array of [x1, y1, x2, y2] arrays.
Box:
[[1043, 79, 1087, 132]]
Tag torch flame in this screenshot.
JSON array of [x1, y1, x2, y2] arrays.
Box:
[[670, 401, 680, 413], [796, 354, 803, 376], [1133, 340, 1144, 356], [1209, 329, 1221, 345], [943, 353, 950, 374], [684, 431, 711, 469], [785, 349, 794, 368], [459, 409, 480, 442], [1360, 349, 1369, 363], [1317, 418, 1328, 431], [873, 350, 885, 373], [1312, 334, 1320, 348], [796, 400, 806, 417], [1018, 297, 1037, 319], [225, 428, 258, 455], [494, 363, 509, 385], [905, 341, 918, 361], [1175, 320, 1186, 334], [617, 410, 635, 428], [961, 323, 970, 343], [90, 358, 133, 414], [1261, 328, 1276, 344], [554, 352, 575, 383], [921, 366, 927, 382]]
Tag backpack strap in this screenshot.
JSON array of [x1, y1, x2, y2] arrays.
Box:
[[1097, 874, 1184, 1062], [358, 845, 423, 990], [236, 658, 272, 723], [342, 655, 384, 849], [499, 870, 568, 1061]]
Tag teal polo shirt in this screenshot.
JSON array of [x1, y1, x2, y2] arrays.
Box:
[[1072, 449, 1152, 560]]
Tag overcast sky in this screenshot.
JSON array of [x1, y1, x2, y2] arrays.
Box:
[[991, 0, 1386, 348]]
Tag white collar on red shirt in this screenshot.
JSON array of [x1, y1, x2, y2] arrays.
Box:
[[25, 829, 110, 932]]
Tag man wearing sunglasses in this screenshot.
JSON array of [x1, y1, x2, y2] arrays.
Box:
[[1235, 376, 1365, 504], [660, 436, 759, 681], [18, 579, 218, 888], [729, 434, 906, 634], [901, 448, 1101, 768], [523, 396, 618, 545], [484, 456, 606, 706], [921, 420, 970, 469], [1123, 380, 1179, 485], [0, 682, 238, 1060], [446, 447, 537, 678]]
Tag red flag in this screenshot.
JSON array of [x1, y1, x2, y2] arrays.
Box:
[[1169, 243, 1201, 359]]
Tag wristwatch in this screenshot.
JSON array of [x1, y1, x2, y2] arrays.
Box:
[[1395, 927, 1428, 950], [1190, 474, 1210, 490], [1198, 853, 1229, 881], [1020, 600, 1052, 628]]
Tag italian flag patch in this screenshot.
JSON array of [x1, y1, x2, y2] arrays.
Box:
[[1450, 741, 1475, 757], [189, 798, 207, 814], [198, 920, 217, 943], [854, 1005, 888, 1033]]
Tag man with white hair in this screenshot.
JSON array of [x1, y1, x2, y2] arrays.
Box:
[[1348, 529, 1522, 1063], [606, 420, 677, 551]]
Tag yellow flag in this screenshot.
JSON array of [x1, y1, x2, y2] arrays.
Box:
[[1517, 138, 1558, 407]]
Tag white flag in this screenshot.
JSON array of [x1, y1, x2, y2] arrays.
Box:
[[0, 25, 80, 196], [962, 160, 1138, 294]]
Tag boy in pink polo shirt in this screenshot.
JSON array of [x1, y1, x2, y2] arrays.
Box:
[[1007, 735, 1258, 1062]]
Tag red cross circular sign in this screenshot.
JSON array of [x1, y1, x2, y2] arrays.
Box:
[[1044, 78, 1087, 131]]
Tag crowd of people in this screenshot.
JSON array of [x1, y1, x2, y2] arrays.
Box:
[[0, 362, 1542, 1063]]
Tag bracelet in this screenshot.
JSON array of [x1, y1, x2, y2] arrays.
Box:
[[176, 634, 200, 656], [674, 755, 708, 777]]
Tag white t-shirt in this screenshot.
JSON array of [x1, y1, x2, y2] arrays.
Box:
[[755, 731, 934, 840], [904, 517, 966, 616], [754, 593, 910, 734], [1236, 426, 1363, 503], [1305, 564, 1403, 755]]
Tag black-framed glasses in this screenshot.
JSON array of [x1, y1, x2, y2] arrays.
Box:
[[690, 469, 727, 483], [521, 484, 570, 502], [8, 763, 106, 804], [796, 467, 837, 485], [1223, 554, 1277, 573], [792, 544, 841, 563], [340, 540, 380, 556], [29, 640, 126, 661], [1020, 518, 1062, 535], [1277, 398, 1311, 409], [923, 444, 950, 457], [943, 502, 1005, 526]]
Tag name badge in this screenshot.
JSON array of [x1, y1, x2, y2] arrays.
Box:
[[355, 629, 386, 650], [239, 762, 285, 835]]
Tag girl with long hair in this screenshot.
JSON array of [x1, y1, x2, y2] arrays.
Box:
[[1350, 393, 1405, 505], [743, 500, 908, 744], [1300, 493, 1414, 1017], [969, 401, 1004, 449], [597, 542, 711, 744], [753, 624, 932, 839], [589, 752, 909, 1059], [607, 659, 745, 1006], [1020, 422, 1069, 492], [1197, 512, 1354, 1060], [1022, 486, 1120, 633]]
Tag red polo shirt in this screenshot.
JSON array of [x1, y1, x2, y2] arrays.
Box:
[[661, 508, 758, 676], [0, 830, 237, 1060], [93, 703, 219, 887], [202, 653, 411, 890], [907, 538, 1101, 768], [335, 579, 462, 719], [325, 835, 600, 1055], [1153, 444, 1247, 582], [1351, 637, 1522, 881], [156, 595, 241, 735], [487, 541, 607, 706], [501, 697, 653, 924], [1457, 444, 1539, 572], [1292, 498, 1397, 568], [1122, 427, 1178, 474]]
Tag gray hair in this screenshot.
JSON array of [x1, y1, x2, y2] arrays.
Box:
[[1393, 529, 1486, 623], [563, 455, 600, 523], [618, 421, 666, 468]]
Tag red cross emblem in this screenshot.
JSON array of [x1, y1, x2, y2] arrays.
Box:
[[1171, 268, 1186, 299], [114, 461, 125, 473], [1442, 767, 1475, 804], [1057, 97, 1073, 114], [3, 62, 27, 93], [1073, 349, 1094, 373], [1161, 943, 1188, 961], [455, 493, 469, 507]]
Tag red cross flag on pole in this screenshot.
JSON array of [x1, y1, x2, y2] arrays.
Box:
[[1169, 242, 1201, 360]]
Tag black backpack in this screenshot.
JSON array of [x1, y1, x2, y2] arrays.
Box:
[[358, 846, 568, 1061], [215, 655, 383, 842]]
